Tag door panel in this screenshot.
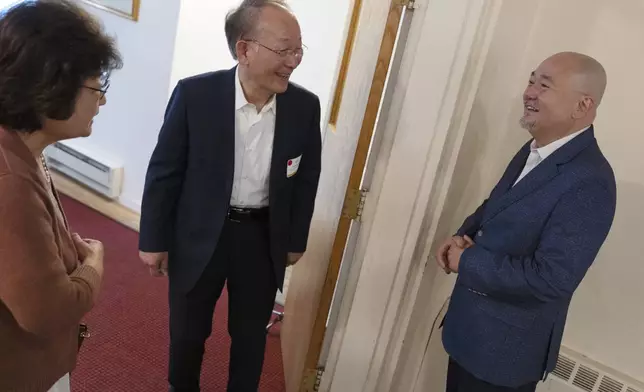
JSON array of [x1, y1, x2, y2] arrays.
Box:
[[319, 1, 415, 369], [280, 1, 412, 390]]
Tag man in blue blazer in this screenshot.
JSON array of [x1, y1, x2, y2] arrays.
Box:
[[437, 52, 617, 391], [138, 1, 321, 391]]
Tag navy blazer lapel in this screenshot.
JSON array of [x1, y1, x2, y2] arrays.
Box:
[[269, 88, 292, 207], [484, 159, 559, 223], [223, 67, 236, 128], [194, 68, 236, 175], [482, 127, 597, 224], [221, 68, 236, 173], [490, 142, 531, 198], [205, 67, 236, 193]]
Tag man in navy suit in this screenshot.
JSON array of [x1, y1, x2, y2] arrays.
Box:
[[137, 1, 322, 391], [437, 52, 617, 391]]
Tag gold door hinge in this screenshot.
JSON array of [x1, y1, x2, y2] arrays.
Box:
[[341, 188, 368, 221], [301, 367, 324, 392], [402, 0, 416, 10]]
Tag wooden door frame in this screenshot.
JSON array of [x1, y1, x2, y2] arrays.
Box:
[[317, 0, 502, 391], [300, 0, 411, 387], [281, 0, 416, 390]]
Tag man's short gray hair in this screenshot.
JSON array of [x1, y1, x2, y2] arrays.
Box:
[[225, 0, 290, 60]]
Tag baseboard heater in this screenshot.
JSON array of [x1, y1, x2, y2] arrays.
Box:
[[539, 347, 643, 392], [43, 141, 123, 199]]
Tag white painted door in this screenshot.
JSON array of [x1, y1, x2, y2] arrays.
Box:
[[318, 2, 416, 368], [281, 1, 417, 390]]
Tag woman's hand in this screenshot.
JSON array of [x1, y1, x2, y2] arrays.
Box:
[[72, 233, 104, 277]]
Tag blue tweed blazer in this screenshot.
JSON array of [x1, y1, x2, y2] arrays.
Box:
[[442, 127, 617, 387]]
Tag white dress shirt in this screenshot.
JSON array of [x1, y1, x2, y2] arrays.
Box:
[[230, 68, 277, 207], [513, 126, 589, 186], [47, 374, 70, 392]]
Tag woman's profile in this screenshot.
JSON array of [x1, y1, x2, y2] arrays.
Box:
[[0, 1, 122, 391]]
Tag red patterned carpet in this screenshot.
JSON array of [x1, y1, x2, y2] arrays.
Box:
[[60, 194, 286, 392]]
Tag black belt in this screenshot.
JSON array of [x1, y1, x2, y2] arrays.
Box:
[[227, 206, 269, 222]]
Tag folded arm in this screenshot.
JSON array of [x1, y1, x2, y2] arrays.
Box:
[[0, 175, 100, 338], [455, 199, 488, 238], [458, 180, 616, 303]]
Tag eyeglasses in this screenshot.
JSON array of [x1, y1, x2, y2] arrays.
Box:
[[245, 39, 305, 59], [83, 72, 110, 98], [83, 81, 109, 98]]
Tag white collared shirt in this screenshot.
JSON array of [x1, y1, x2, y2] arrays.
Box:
[[513, 126, 589, 186], [230, 68, 277, 207]]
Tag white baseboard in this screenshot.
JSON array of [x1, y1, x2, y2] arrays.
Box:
[[51, 171, 140, 232]]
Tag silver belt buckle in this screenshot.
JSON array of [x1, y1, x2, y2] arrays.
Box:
[[228, 207, 244, 223]]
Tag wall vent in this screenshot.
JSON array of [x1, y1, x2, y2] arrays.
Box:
[[548, 351, 643, 392], [43, 141, 123, 199], [553, 355, 576, 381], [572, 365, 599, 392], [598, 375, 624, 392]]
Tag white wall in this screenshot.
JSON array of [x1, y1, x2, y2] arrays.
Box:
[[90, 0, 134, 15], [70, 0, 182, 211], [0, 1, 17, 10], [170, 0, 353, 129], [168, 0, 238, 90], [0, 0, 181, 211], [288, 0, 352, 125]]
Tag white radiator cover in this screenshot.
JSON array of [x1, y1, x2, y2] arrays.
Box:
[[43, 141, 123, 199], [539, 377, 580, 392], [537, 347, 643, 392]]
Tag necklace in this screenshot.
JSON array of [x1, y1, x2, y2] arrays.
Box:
[[40, 154, 52, 185], [40, 154, 64, 221]]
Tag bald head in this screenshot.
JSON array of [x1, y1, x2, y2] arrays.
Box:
[[520, 52, 608, 144], [253, 3, 299, 40], [547, 52, 607, 106]]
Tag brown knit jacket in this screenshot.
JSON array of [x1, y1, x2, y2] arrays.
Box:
[[0, 128, 101, 392]]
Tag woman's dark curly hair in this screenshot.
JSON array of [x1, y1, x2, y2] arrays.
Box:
[[0, 0, 123, 132]]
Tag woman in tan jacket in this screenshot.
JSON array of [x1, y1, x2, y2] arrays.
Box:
[[0, 1, 122, 391]]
